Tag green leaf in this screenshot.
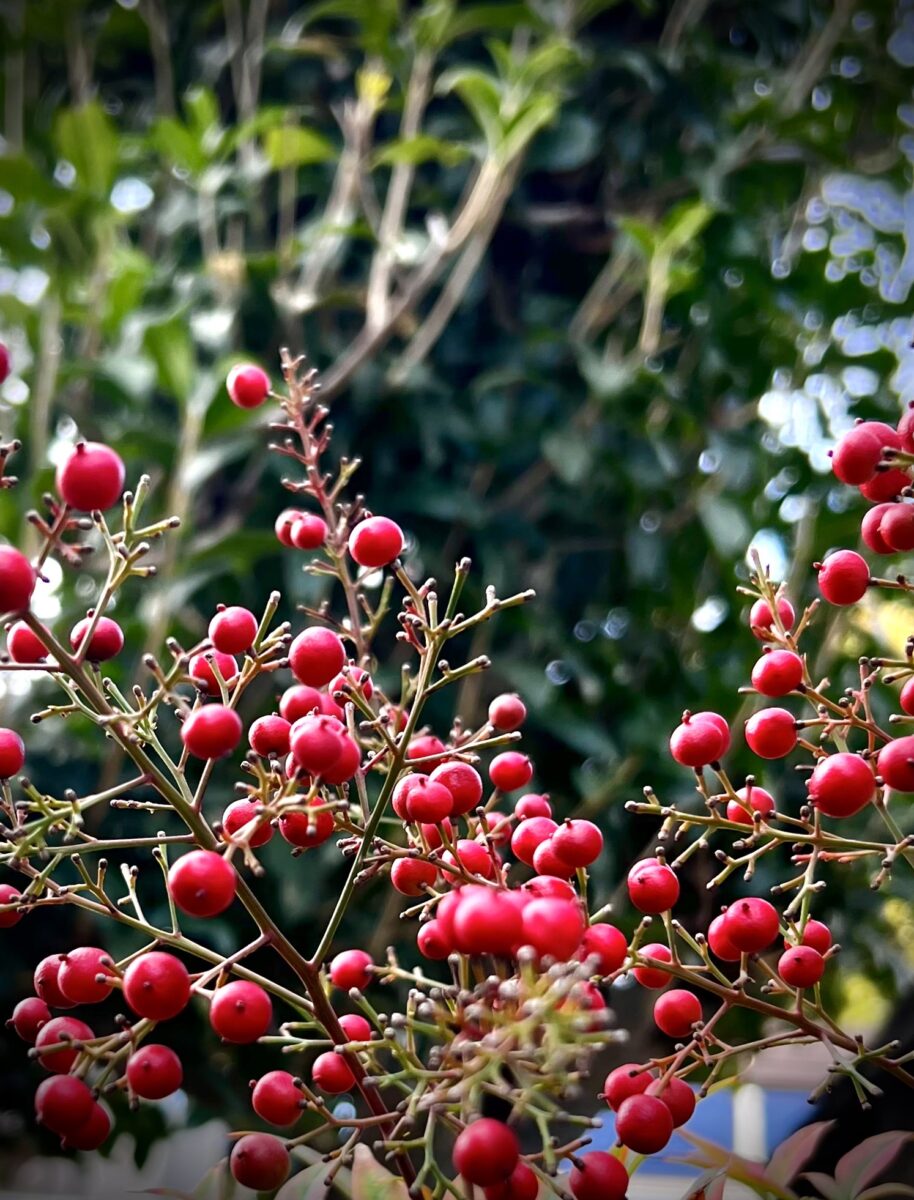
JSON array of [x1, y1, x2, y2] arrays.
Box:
[[437, 67, 504, 149], [0, 154, 66, 206], [657, 199, 714, 256], [54, 102, 118, 196], [151, 117, 209, 176], [351, 1145, 410, 1200], [499, 94, 559, 163], [264, 126, 336, 169], [142, 315, 195, 400], [372, 134, 472, 168], [447, 3, 546, 40]]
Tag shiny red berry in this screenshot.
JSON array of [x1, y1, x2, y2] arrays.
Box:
[[787, 919, 832, 955], [181, 704, 242, 759], [417, 919, 450, 959], [453, 1118, 519, 1187], [248, 713, 291, 758], [569, 1151, 628, 1200], [603, 1063, 653, 1110], [329, 949, 373, 991], [209, 606, 258, 654], [391, 857, 438, 896], [168, 850, 236, 917], [722, 897, 780, 953], [312, 1050, 356, 1093], [751, 649, 804, 697], [817, 549, 869, 606], [862, 503, 895, 554], [348, 516, 404, 568], [726, 783, 776, 825], [778, 945, 826, 989], [627, 858, 680, 914], [654, 989, 702, 1038], [552, 819, 603, 868], [707, 913, 742, 962], [35, 1075, 94, 1135], [61, 1101, 111, 1151], [745, 707, 797, 759], [514, 793, 551, 820], [35, 1015, 94, 1073], [227, 363, 270, 409], [831, 422, 900, 485], [429, 761, 483, 815], [7, 620, 47, 662], [189, 649, 238, 694], [489, 751, 533, 792], [484, 1161, 540, 1200], [878, 734, 914, 791], [10, 996, 51, 1042], [616, 1092, 674, 1154], [579, 923, 628, 975], [210, 980, 272, 1043], [56, 442, 125, 511], [749, 595, 795, 635], [290, 513, 329, 550], [808, 752, 875, 818], [289, 627, 346, 687], [0, 881, 22, 927], [520, 896, 584, 962], [452, 886, 523, 957], [510, 815, 557, 865], [34, 954, 75, 1009], [126, 1043, 184, 1100], [488, 693, 527, 732], [669, 713, 728, 767], [279, 799, 334, 848], [632, 942, 673, 989], [122, 951, 191, 1020], [230, 1133, 290, 1191], [252, 1070, 302, 1127], [222, 798, 273, 847], [279, 684, 323, 722], [58, 946, 114, 1005], [649, 1076, 696, 1128]]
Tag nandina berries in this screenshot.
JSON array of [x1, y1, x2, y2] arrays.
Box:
[[552, 819, 603, 868], [627, 858, 680, 914], [430, 761, 483, 815], [745, 707, 797, 759], [726, 783, 776, 825], [654, 989, 702, 1038], [34, 954, 75, 1009], [515, 793, 551, 820], [348, 516, 404, 568], [7, 620, 47, 662], [452, 887, 523, 957], [789, 918, 832, 954], [230, 1133, 290, 1191], [402, 776, 454, 823], [0, 546, 35, 614], [453, 1118, 519, 1187], [126, 1044, 183, 1099], [0, 727, 24, 779], [222, 798, 273, 847], [669, 712, 729, 767], [209, 605, 258, 654], [569, 1151, 629, 1200], [417, 919, 450, 959], [35, 1075, 95, 1135], [722, 897, 780, 953], [10, 996, 51, 1042], [36, 1015, 94, 1072], [879, 503, 914, 552], [510, 815, 556, 865], [329, 949, 373, 991], [488, 693, 527, 732], [70, 614, 124, 662], [749, 595, 795, 635], [0, 881, 22, 926], [248, 714, 291, 758], [632, 943, 673, 989], [520, 896, 584, 961], [289, 626, 346, 686], [122, 951, 191, 1020], [862, 503, 895, 554], [649, 1076, 696, 1128], [167, 850, 236, 917], [0, 341, 9, 383], [189, 649, 238, 693], [252, 1070, 303, 1126], [56, 441, 125, 511], [485, 1162, 539, 1200], [339, 1012, 372, 1041], [279, 799, 334, 848], [817, 549, 870, 606], [181, 704, 242, 759], [291, 512, 328, 550], [489, 751, 533, 792], [751, 649, 804, 697], [312, 1050, 356, 1093], [226, 363, 270, 408], [878, 735, 914, 791], [61, 1101, 110, 1151], [707, 914, 742, 961], [210, 980, 272, 1043], [579, 923, 628, 975], [615, 1093, 674, 1154], [808, 752, 875, 818], [58, 947, 114, 1005], [778, 945, 826, 989], [604, 1063, 653, 1110], [831, 422, 901, 485]]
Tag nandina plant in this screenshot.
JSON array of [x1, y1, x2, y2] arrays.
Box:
[[1, 349, 914, 1199]]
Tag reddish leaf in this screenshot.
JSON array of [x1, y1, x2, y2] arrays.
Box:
[[351, 1144, 410, 1200], [800, 1172, 844, 1200], [767, 1121, 836, 1187], [834, 1131, 914, 1196]]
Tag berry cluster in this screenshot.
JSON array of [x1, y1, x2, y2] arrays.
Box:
[[0, 346, 912, 1198]]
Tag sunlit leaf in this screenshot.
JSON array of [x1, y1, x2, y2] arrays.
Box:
[[54, 102, 118, 196], [264, 126, 337, 169]]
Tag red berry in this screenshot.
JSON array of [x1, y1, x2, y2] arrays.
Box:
[[189, 649, 239, 694], [222, 798, 273, 848], [252, 1070, 302, 1127], [61, 1101, 111, 1151], [290, 513, 329, 550], [452, 886, 523, 957], [900, 678, 914, 716], [515, 793, 552, 820], [330, 665, 373, 702], [707, 913, 742, 962], [690, 710, 732, 752], [899, 406, 914, 452], [248, 714, 291, 758], [488, 693, 527, 732], [879, 503, 914, 552], [34, 954, 75, 1009], [56, 442, 125, 511], [227, 363, 270, 409], [831, 422, 901, 485], [279, 799, 334, 848], [808, 752, 875, 818], [58, 946, 114, 1005], [0, 881, 22, 927], [817, 549, 870, 606], [275, 509, 304, 547], [348, 516, 404, 568], [723, 897, 780, 953], [569, 1151, 628, 1200], [406, 733, 448, 765], [552, 819, 603, 868], [860, 467, 910, 503], [279, 684, 323, 722], [0, 546, 35, 616], [210, 980, 272, 1043], [429, 761, 483, 816], [489, 751, 533, 792], [751, 649, 804, 697], [669, 714, 728, 767], [453, 1119, 519, 1187], [579, 923, 627, 975], [878, 734, 914, 792], [290, 714, 347, 774], [632, 942, 673, 989], [862, 503, 895, 554], [745, 707, 797, 759], [532, 838, 576, 879], [168, 849, 236, 918], [35, 1075, 95, 1135], [616, 1093, 674, 1154], [339, 1013, 372, 1042], [404, 777, 454, 823], [230, 1133, 290, 1191], [627, 858, 680, 914], [649, 1076, 696, 1128], [787, 919, 832, 954], [654, 988, 702, 1038], [319, 732, 361, 785], [442, 838, 496, 881], [35, 1015, 94, 1073], [604, 1063, 653, 1110], [726, 783, 776, 825], [778, 945, 826, 989], [749, 595, 795, 635], [417, 919, 450, 959], [0, 342, 9, 383], [0, 728, 24, 779], [181, 704, 242, 759], [329, 949, 373, 991], [484, 1162, 540, 1200], [209, 606, 258, 655], [70, 614, 124, 662], [289, 627, 346, 687], [7, 620, 47, 662], [510, 815, 557, 866], [520, 896, 584, 961], [126, 1044, 183, 1100], [312, 1050, 356, 1094], [391, 857, 437, 896], [122, 951, 191, 1020], [10, 996, 51, 1042]]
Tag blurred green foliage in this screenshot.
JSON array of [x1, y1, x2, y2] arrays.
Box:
[[1, 0, 914, 1158]]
